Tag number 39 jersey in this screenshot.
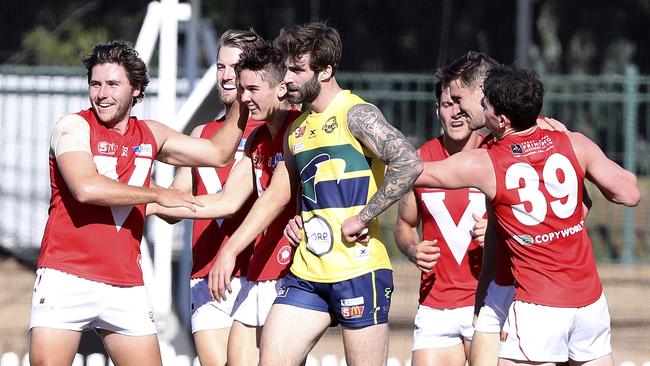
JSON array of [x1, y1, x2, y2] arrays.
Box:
[[287, 90, 392, 283], [39, 109, 158, 286], [415, 137, 484, 309], [487, 127, 602, 307]]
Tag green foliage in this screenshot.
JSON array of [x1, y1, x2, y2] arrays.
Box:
[[22, 22, 109, 66]]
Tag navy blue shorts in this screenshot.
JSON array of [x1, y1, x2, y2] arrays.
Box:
[[274, 269, 394, 328]]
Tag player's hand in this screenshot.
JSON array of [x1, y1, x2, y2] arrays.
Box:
[[341, 215, 370, 244], [155, 188, 204, 212], [408, 239, 440, 273], [471, 213, 488, 247], [539, 116, 569, 132], [284, 215, 303, 247], [207, 248, 236, 302]]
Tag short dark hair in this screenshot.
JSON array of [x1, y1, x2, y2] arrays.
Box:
[[434, 80, 443, 103], [273, 22, 341, 75], [436, 51, 499, 90], [218, 29, 266, 58], [483, 65, 544, 131], [82, 41, 149, 106], [236, 44, 286, 86]]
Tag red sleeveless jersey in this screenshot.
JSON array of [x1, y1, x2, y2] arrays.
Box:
[[414, 137, 484, 308], [190, 117, 263, 279], [479, 135, 515, 286], [487, 127, 602, 307], [39, 109, 158, 286], [246, 110, 301, 281]]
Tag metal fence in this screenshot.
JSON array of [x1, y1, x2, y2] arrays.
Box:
[[1, 66, 648, 262]]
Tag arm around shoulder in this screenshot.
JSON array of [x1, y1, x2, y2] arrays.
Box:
[[571, 132, 640, 207]]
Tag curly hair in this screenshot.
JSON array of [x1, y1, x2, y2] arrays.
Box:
[[82, 41, 149, 106], [273, 22, 341, 75]]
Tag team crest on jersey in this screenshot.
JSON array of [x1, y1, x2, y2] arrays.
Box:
[[322, 117, 338, 133], [97, 141, 118, 155], [294, 125, 306, 138], [277, 286, 288, 297], [133, 143, 153, 157], [277, 245, 293, 265]]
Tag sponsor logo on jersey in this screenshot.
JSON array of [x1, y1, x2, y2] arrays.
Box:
[[293, 142, 305, 152], [510, 144, 524, 154], [322, 117, 338, 133], [512, 234, 534, 246], [294, 125, 306, 138], [303, 215, 334, 256], [277, 245, 293, 265], [341, 296, 364, 306], [133, 143, 153, 157], [510, 135, 554, 157], [308, 129, 317, 139], [121, 146, 129, 157], [268, 152, 283, 168], [98, 141, 118, 155], [341, 305, 364, 319], [356, 246, 370, 261], [384, 287, 393, 299], [252, 152, 261, 167], [149, 311, 155, 322], [534, 221, 585, 244]]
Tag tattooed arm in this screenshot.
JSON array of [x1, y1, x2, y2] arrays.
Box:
[[341, 103, 423, 242]]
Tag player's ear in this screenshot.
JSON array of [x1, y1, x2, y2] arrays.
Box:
[[319, 65, 333, 82], [277, 81, 287, 98], [435, 103, 440, 121]]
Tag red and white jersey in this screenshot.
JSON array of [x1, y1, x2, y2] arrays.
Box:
[[39, 109, 158, 286], [191, 117, 263, 279], [479, 135, 515, 286], [487, 127, 602, 307], [246, 110, 302, 281], [414, 137, 484, 309]]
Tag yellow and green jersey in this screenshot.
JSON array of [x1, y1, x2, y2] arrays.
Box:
[[287, 90, 392, 282]]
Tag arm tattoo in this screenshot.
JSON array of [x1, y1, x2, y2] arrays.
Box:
[[347, 103, 423, 223]]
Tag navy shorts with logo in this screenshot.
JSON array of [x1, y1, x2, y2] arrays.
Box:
[[274, 269, 394, 328]]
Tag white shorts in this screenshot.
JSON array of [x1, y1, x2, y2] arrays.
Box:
[[231, 278, 284, 327], [190, 276, 246, 333], [499, 293, 612, 363], [474, 281, 515, 333], [412, 305, 475, 350], [29, 268, 157, 336]]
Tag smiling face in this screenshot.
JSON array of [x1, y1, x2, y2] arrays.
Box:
[[283, 54, 320, 105], [239, 68, 284, 121], [449, 78, 486, 131], [88, 62, 140, 127], [216, 46, 243, 106], [438, 86, 472, 142]]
